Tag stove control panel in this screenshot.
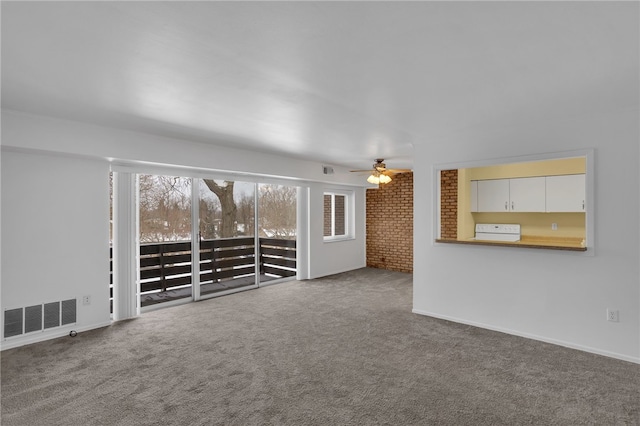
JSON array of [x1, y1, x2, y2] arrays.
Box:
[[475, 224, 521, 234], [475, 224, 521, 242]]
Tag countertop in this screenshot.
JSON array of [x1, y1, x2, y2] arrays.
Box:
[[435, 235, 587, 251]]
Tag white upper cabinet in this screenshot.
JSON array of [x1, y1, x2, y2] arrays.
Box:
[[470, 181, 479, 212], [472, 175, 584, 213], [509, 177, 546, 212], [546, 174, 585, 212], [477, 179, 510, 212]]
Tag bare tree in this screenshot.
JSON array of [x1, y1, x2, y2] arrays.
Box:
[[203, 179, 237, 238], [258, 184, 296, 239], [198, 196, 221, 239], [138, 177, 295, 242], [236, 193, 255, 236], [139, 175, 192, 242]]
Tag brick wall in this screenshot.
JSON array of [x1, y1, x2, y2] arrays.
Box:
[[366, 172, 413, 273], [440, 169, 458, 239], [334, 195, 345, 235], [323, 194, 331, 236]]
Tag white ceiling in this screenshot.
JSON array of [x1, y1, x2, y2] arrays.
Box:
[[2, 2, 637, 170]]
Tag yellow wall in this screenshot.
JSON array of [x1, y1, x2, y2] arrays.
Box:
[[471, 212, 585, 239], [456, 168, 475, 239], [456, 157, 586, 240], [465, 157, 585, 180]]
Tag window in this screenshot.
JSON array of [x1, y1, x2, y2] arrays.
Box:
[[324, 192, 348, 240], [435, 150, 593, 254]]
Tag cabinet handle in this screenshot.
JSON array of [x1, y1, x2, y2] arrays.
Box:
[[582, 200, 585, 210], [505, 202, 508, 211], [511, 201, 514, 211]]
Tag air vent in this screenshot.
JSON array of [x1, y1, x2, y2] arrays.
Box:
[[4, 308, 23, 338], [25, 305, 43, 333], [4, 299, 77, 339], [44, 302, 60, 329], [61, 299, 76, 325]]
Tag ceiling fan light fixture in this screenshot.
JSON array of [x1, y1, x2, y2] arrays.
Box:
[[353, 159, 404, 185], [367, 173, 392, 185]]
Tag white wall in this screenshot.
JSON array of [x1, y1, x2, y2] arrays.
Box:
[[2, 110, 368, 186], [1, 110, 368, 349], [1, 150, 112, 347], [413, 107, 640, 363], [308, 183, 367, 279]]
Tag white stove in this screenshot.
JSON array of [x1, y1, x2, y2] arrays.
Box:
[[474, 224, 521, 242]]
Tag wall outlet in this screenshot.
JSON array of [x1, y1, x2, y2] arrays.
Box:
[[606, 309, 619, 322], [551, 223, 558, 230], [82, 295, 91, 306]]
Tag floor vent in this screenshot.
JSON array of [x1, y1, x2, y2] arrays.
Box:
[[4, 299, 77, 339]]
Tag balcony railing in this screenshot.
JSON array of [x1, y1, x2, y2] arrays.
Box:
[[109, 237, 296, 309]]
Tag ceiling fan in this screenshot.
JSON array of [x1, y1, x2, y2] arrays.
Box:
[[350, 159, 412, 185]]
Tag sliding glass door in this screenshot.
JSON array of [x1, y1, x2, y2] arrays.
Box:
[[257, 184, 297, 284], [131, 173, 297, 311], [138, 174, 193, 308], [198, 179, 257, 297]]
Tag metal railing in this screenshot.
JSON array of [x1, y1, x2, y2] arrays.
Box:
[[109, 237, 296, 310]]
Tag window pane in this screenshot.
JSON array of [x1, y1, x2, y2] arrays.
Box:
[[334, 195, 346, 236], [138, 174, 192, 308], [259, 184, 297, 284], [199, 179, 256, 297], [139, 175, 192, 243], [258, 184, 296, 239], [323, 194, 332, 236], [199, 179, 254, 240]]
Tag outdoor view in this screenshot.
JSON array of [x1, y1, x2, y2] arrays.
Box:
[[137, 176, 297, 241], [110, 173, 297, 310]]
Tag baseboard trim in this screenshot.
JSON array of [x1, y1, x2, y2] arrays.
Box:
[[308, 264, 367, 280], [412, 309, 640, 365], [1, 321, 113, 351]]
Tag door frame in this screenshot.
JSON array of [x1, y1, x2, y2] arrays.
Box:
[[111, 164, 303, 318]]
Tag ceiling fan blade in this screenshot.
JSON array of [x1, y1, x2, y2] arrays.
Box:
[[383, 169, 412, 174], [352, 159, 411, 179]]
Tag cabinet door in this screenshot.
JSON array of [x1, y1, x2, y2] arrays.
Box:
[[509, 177, 546, 212], [546, 174, 585, 212], [470, 181, 478, 212], [477, 179, 509, 212]]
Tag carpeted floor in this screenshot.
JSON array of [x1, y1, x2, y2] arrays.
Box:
[[1, 268, 639, 425]]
